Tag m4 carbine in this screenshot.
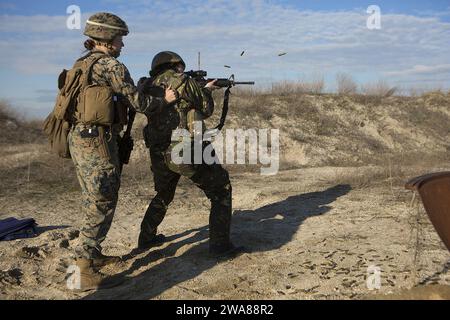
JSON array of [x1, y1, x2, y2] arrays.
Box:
[[138, 71, 255, 131], [185, 70, 255, 132], [184, 70, 255, 131], [184, 70, 255, 88]]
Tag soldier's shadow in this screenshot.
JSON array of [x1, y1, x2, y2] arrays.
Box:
[[82, 184, 351, 299]]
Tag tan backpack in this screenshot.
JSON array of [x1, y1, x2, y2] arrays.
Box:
[[43, 53, 108, 158]]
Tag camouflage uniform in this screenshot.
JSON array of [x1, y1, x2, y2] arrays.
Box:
[[139, 69, 233, 251], [69, 51, 165, 259]]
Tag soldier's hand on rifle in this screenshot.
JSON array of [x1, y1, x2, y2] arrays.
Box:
[[164, 85, 177, 104], [205, 79, 220, 91]]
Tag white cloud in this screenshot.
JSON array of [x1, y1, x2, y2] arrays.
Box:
[[118, 2, 450, 85], [0, 1, 449, 85], [0, 14, 68, 33], [385, 64, 450, 77], [1, 1, 449, 118]]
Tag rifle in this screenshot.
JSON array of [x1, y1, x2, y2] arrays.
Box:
[[118, 108, 136, 172], [184, 70, 255, 88], [184, 70, 255, 130]]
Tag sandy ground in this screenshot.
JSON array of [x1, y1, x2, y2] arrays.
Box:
[[1, 162, 449, 300]]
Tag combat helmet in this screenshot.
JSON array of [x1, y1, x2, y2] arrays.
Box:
[[84, 12, 129, 42], [150, 51, 186, 76]]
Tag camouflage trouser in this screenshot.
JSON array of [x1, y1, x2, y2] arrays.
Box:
[[140, 142, 232, 249], [68, 123, 121, 259]]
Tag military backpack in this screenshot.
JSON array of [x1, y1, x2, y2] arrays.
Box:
[[43, 53, 118, 158]]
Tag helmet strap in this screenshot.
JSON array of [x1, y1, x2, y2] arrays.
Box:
[[92, 39, 120, 57], [94, 39, 114, 50]]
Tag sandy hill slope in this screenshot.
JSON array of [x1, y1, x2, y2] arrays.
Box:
[[126, 91, 450, 168], [207, 91, 450, 167]]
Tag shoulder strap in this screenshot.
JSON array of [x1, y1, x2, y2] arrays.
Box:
[[174, 74, 188, 91], [172, 76, 197, 107], [82, 53, 108, 87], [152, 72, 191, 107], [153, 71, 188, 91]]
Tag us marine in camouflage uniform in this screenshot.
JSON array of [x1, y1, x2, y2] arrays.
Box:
[[68, 13, 176, 290], [138, 52, 241, 257]]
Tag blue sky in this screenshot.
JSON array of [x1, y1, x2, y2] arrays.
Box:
[[2, 0, 450, 17], [1, 0, 450, 118]]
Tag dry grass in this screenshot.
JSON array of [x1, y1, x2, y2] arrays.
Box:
[[361, 80, 397, 97], [270, 77, 325, 95], [224, 79, 443, 98], [336, 73, 358, 95], [0, 100, 18, 122], [421, 90, 450, 107], [0, 100, 45, 145], [406, 87, 448, 97], [0, 100, 75, 197]]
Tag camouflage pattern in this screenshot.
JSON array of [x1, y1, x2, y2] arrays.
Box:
[[70, 51, 165, 259], [69, 124, 120, 259], [150, 51, 186, 76], [139, 145, 232, 248], [86, 51, 165, 118], [84, 12, 129, 42], [143, 69, 213, 147], [139, 67, 232, 250]]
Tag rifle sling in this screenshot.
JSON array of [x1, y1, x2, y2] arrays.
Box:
[[124, 109, 136, 138], [215, 86, 231, 131]]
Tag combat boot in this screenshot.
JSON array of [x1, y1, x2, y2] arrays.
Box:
[[91, 250, 122, 269], [138, 233, 166, 250], [209, 242, 246, 259], [73, 258, 124, 292]]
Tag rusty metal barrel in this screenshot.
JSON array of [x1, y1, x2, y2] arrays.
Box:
[[405, 172, 450, 251]]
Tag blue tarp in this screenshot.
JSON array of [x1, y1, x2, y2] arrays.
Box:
[[0, 217, 37, 241]]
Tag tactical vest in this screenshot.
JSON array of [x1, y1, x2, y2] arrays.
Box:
[[44, 52, 127, 158], [150, 69, 205, 136], [73, 53, 127, 127], [153, 70, 190, 125]]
